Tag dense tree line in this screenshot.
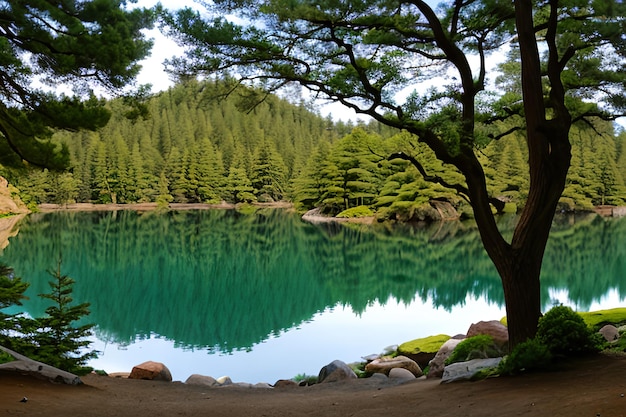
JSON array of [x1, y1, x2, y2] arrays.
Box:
[[2, 81, 625, 217]]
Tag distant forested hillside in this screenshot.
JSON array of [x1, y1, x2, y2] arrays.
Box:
[[3, 80, 626, 219]]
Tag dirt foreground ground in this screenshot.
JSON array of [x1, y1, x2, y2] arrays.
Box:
[[1, 353, 625, 417]]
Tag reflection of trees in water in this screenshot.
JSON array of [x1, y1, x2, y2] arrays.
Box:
[[2, 210, 625, 353]]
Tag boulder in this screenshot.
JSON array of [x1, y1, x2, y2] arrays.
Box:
[[398, 334, 451, 369], [128, 361, 172, 382], [599, 324, 620, 342], [216, 376, 233, 386], [365, 355, 423, 377], [318, 360, 357, 383], [441, 357, 502, 383], [388, 367, 417, 381], [274, 379, 298, 388], [466, 320, 509, 347], [185, 374, 218, 387], [427, 338, 463, 379]]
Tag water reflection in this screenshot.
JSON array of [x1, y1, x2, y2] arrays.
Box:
[[1, 210, 625, 380]]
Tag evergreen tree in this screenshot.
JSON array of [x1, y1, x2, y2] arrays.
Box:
[[0, 263, 29, 342], [33, 260, 97, 375], [0, 0, 154, 168], [225, 145, 256, 203], [292, 141, 333, 210], [250, 139, 288, 201]]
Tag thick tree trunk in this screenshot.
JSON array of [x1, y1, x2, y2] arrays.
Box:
[[498, 249, 543, 348]]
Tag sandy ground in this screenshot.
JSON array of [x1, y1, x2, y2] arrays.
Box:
[[1, 353, 625, 417]]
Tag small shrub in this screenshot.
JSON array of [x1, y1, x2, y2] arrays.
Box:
[[498, 338, 553, 375], [536, 305, 603, 357], [292, 373, 317, 385], [445, 335, 504, 365]]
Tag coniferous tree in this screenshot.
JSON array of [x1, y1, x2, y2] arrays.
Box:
[[292, 141, 333, 210], [0, 0, 153, 168], [250, 139, 288, 201], [0, 264, 29, 344], [32, 260, 97, 375]]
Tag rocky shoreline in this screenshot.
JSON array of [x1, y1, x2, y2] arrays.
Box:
[[100, 320, 510, 388]]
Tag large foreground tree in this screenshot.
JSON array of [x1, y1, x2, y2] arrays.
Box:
[[0, 0, 154, 169], [162, 0, 626, 346]]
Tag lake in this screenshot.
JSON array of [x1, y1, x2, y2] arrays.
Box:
[[1, 209, 625, 383]]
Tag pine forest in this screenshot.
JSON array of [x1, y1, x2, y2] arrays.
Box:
[[4, 80, 626, 221]]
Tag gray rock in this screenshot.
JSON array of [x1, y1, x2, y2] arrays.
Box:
[[599, 324, 620, 342], [318, 360, 357, 383], [388, 367, 416, 381], [427, 338, 463, 379], [216, 375, 233, 386], [441, 357, 502, 383], [185, 374, 218, 387], [368, 373, 389, 382]]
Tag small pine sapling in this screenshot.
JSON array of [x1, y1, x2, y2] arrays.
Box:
[[34, 259, 98, 375]]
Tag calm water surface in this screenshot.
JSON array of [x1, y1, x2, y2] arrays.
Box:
[[1, 209, 625, 382]]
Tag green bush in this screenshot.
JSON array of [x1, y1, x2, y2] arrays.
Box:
[[292, 373, 317, 385], [445, 335, 505, 365], [498, 338, 553, 375], [536, 305, 603, 357]]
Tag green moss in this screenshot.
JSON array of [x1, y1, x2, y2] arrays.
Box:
[[502, 203, 518, 214], [336, 205, 374, 218], [579, 308, 626, 330], [398, 334, 450, 355]]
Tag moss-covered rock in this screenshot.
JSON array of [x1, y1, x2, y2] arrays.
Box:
[[398, 334, 450, 369], [579, 308, 626, 330], [336, 205, 374, 218]]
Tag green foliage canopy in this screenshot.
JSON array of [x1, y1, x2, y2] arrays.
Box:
[[0, 0, 154, 169]]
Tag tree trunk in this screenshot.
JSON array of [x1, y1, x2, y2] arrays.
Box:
[[499, 249, 543, 348]]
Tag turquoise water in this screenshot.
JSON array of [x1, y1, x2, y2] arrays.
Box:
[[1, 209, 625, 382]]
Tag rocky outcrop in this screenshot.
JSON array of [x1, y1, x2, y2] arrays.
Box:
[[0, 177, 29, 216], [365, 355, 423, 377], [129, 361, 172, 382], [317, 360, 357, 383]]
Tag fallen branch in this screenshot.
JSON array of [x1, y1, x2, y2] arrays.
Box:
[[0, 345, 82, 385]]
